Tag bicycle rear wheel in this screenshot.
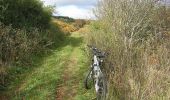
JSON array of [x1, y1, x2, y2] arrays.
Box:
[[96, 72, 107, 100]]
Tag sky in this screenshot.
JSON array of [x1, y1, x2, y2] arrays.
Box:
[[40, 0, 98, 19]]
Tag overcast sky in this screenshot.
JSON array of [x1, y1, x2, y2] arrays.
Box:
[[40, 0, 98, 19]]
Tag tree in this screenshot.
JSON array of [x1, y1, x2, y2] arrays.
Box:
[[0, 0, 52, 29]]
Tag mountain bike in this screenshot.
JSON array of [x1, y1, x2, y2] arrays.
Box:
[[84, 45, 108, 100]]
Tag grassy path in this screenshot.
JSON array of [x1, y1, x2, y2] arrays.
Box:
[[56, 32, 95, 100], [56, 44, 80, 100], [3, 31, 95, 100]]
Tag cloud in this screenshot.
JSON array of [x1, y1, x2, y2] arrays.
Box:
[[56, 5, 95, 19], [41, 0, 97, 6], [41, 0, 97, 19]]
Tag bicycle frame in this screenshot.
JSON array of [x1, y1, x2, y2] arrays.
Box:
[[92, 55, 102, 93]]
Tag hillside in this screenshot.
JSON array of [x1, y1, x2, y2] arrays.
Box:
[[52, 16, 91, 34]]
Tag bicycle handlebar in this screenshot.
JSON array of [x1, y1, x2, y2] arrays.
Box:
[[87, 45, 108, 58]]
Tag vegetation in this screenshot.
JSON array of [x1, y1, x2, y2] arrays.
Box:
[[87, 0, 170, 99], [1, 0, 169, 99], [0, 0, 64, 93], [73, 19, 90, 29], [53, 19, 77, 35], [53, 16, 91, 32], [0, 0, 92, 99]]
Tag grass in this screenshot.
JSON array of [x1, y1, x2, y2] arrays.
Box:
[[7, 44, 73, 100], [2, 30, 95, 100]]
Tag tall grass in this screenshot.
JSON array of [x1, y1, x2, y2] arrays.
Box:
[[87, 0, 170, 99]]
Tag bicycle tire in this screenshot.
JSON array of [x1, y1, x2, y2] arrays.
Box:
[[96, 72, 107, 100]]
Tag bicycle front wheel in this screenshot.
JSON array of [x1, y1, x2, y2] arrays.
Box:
[[84, 67, 94, 89]]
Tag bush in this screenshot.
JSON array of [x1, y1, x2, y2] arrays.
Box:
[[0, 24, 48, 65], [53, 19, 77, 35], [0, 0, 52, 29], [87, 0, 170, 99]]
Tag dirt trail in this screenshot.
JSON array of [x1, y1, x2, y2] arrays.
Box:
[[56, 48, 78, 100]]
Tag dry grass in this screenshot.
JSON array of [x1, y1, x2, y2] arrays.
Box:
[[87, 0, 170, 99]]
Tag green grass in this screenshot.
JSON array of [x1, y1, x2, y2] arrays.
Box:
[[3, 31, 95, 100], [8, 45, 73, 100]]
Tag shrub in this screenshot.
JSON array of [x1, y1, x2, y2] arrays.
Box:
[[53, 19, 77, 35], [0, 24, 42, 65], [87, 0, 170, 99]]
